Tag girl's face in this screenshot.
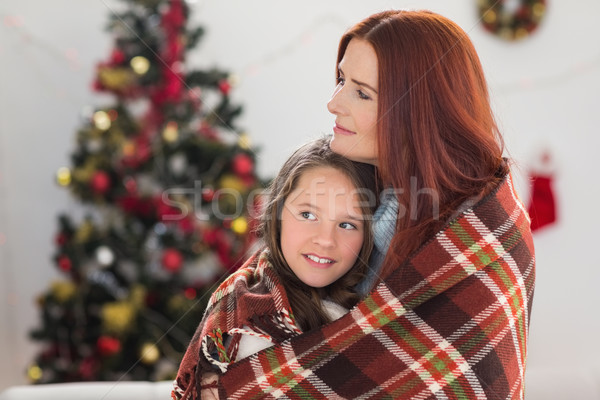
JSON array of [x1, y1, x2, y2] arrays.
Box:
[[280, 166, 365, 288], [327, 39, 379, 166]]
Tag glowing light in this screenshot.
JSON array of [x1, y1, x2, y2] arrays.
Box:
[[56, 167, 72, 186], [93, 111, 111, 130], [130, 56, 150, 75]]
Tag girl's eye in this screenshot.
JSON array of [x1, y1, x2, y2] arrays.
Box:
[[300, 211, 316, 221], [357, 90, 371, 100], [339, 222, 357, 230]]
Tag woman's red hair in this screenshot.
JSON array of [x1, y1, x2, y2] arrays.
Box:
[[337, 10, 508, 279]]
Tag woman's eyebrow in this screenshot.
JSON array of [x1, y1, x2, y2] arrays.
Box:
[[338, 66, 378, 94]]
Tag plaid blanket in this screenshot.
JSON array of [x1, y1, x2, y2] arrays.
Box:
[[174, 172, 535, 399]]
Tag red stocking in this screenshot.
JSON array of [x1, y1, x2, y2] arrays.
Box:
[[527, 152, 557, 232]]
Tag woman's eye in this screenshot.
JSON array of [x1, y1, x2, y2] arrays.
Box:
[[300, 211, 316, 220], [357, 90, 371, 100], [339, 222, 357, 230]]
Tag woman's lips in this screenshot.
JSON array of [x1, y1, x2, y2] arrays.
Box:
[[333, 123, 355, 136]]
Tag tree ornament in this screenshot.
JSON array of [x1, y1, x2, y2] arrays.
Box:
[[231, 217, 248, 235], [218, 79, 231, 95], [130, 56, 150, 75], [122, 140, 137, 157], [101, 301, 135, 334], [97, 66, 136, 91], [95, 246, 115, 267], [162, 121, 179, 143], [97, 336, 122, 357], [238, 133, 252, 150], [218, 174, 247, 193], [91, 171, 111, 195], [110, 49, 126, 64], [50, 280, 77, 303], [527, 150, 557, 232], [74, 219, 94, 244], [55, 232, 69, 246], [478, 0, 547, 41], [168, 153, 188, 175], [161, 248, 184, 272], [231, 153, 254, 176], [56, 167, 72, 187], [27, 364, 43, 383], [57, 255, 72, 272], [139, 342, 160, 365], [93, 110, 111, 131]]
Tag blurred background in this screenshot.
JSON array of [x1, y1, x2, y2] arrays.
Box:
[[0, 0, 599, 396]]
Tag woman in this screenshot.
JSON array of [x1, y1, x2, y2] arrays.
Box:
[[175, 10, 535, 399]]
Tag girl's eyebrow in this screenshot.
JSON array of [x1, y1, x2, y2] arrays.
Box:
[[338, 66, 378, 94], [295, 202, 364, 223]]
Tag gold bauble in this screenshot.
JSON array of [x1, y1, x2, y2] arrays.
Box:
[[101, 301, 135, 334], [130, 56, 150, 75], [231, 217, 248, 235], [515, 28, 529, 41], [162, 122, 179, 143], [74, 220, 94, 244], [139, 342, 160, 365], [218, 175, 247, 194], [238, 133, 252, 150], [532, 3, 546, 18], [98, 66, 135, 90], [122, 140, 136, 157], [129, 284, 147, 310], [167, 294, 186, 312], [483, 10, 497, 24], [51, 280, 77, 303], [27, 364, 43, 382], [56, 167, 72, 186]]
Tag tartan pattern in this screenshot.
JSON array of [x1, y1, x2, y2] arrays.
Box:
[[216, 173, 535, 399], [173, 250, 303, 399]]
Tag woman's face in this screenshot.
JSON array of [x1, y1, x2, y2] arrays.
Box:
[[327, 39, 379, 166]]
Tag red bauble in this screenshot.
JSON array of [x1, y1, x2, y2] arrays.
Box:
[[231, 153, 254, 176], [218, 79, 231, 95], [55, 232, 68, 246], [97, 336, 121, 357], [57, 255, 72, 272], [110, 49, 126, 64], [91, 171, 111, 195], [162, 248, 183, 272]]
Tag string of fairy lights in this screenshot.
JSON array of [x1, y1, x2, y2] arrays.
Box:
[[2, 5, 597, 105]]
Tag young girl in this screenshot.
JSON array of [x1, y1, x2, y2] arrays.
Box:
[[173, 137, 378, 399]]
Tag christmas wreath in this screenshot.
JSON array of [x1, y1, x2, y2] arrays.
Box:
[[479, 0, 547, 41]]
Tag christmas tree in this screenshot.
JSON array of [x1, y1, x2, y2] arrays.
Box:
[[28, 0, 263, 383]]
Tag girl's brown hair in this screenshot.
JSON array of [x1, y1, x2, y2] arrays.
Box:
[[257, 137, 378, 331], [337, 10, 508, 279]]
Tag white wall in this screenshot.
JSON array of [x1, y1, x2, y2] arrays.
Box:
[[1, 0, 599, 395]]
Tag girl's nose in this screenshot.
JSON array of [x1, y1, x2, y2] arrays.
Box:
[[312, 223, 336, 248]]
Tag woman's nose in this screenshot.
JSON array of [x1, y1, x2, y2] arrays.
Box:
[[327, 86, 344, 115]]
